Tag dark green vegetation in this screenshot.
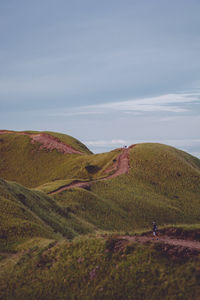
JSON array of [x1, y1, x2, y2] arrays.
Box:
[[0, 130, 200, 299], [0, 178, 97, 252], [0, 236, 200, 300]]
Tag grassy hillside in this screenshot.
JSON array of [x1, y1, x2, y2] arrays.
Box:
[[0, 130, 92, 154], [0, 235, 199, 300], [0, 178, 97, 251], [51, 143, 200, 231], [0, 130, 199, 231], [0, 138, 200, 299], [0, 131, 119, 187]]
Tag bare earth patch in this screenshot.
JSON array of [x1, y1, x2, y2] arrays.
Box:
[[105, 234, 200, 260], [0, 130, 83, 154], [121, 235, 200, 252], [30, 133, 83, 154]]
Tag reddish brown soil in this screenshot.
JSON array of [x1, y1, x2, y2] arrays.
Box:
[[0, 130, 83, 154], [105, 147, 130, 179], [30, 133, 83, 154], [120, 235, 200, 251], [49, 146, 132, 195], [106, 234, 200, 260], [145, 227, 200, 241]]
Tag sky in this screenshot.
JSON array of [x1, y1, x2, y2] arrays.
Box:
[[0, 0, 200, 157]]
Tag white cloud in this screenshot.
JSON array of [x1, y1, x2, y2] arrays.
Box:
[[87, 93, 199, 113], [85, 139, 128, 147], [45, 92, 200, 117], [191, 152, 200, 158], [85, 138, 200, 158]]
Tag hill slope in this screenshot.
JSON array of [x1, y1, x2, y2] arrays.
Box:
[[0, 132, 200, 299], [50, 143, 200, 231], [0, 235, 200, 300], [0, 130, 119, 187], [0, 130, 200, 232], [0, 178, 96, 251]]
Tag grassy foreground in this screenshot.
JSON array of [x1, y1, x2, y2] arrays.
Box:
[[0, 235, 199, 300]]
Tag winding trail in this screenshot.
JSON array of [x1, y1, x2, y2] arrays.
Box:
[[118, 235, 200, 251], [49, 146, 132, 195]]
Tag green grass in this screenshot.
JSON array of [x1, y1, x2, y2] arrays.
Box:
[[35, 179, 77, 193], [0, 178, 97, 251], [0, 131, 119, 187], [50, 144, 200, 232], [1, 136, 200, 236], [1, 132, 200, 298], [1, 130, 92, 154], [42, 131, 92, 154], [89, 144, 200, 227], [0, 236, 199, 300]]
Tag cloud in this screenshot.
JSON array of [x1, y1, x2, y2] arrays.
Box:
[[47, 111, 104, 117], [46, 92, 200, 117], [85, 139, 128, 147], [85, 138, 200, 155], [85, 138, 200, 148], [191, 152, 200, 158], [87, 93, 199, 113]]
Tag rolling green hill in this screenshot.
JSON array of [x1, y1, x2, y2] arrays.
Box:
[[0, 130, 119, 187], [51, 143, 200, 231], [0, 132, 199, 236], [0, 178, 96, 251], [0, 131, 200, 299]]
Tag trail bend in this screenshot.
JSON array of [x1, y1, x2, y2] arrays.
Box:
[[49, 146, 133, 195]]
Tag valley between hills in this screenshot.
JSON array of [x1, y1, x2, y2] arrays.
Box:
[[0, 130, 200, 300]]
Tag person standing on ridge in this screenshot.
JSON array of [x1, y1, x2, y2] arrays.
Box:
[[152, 221, 158, 239]]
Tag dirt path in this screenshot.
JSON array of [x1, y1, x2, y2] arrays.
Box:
[[0, 130, 83, 154], [49, 146, 132, 195], [119, 235, 200, 251]]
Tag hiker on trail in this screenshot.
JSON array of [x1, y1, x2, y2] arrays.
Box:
[[152, 221, 158, 238]]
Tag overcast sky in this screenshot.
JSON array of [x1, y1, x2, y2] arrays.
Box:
[[0, 0, 200, 157]]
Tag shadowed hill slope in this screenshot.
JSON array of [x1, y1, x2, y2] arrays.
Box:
[[0, 178, 96, 251]]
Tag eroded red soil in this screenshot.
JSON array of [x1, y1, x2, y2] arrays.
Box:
[[106, 234, 200, 260], [121, 235, 200, 251], [0, 130, 83, 154]]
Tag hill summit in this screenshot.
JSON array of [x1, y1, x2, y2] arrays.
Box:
[[0, 130, 200, 299], [0, 129, 199, 234]]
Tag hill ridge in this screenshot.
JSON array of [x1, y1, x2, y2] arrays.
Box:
[[48, 145, 133, 194], [0, 130, 84, 154]]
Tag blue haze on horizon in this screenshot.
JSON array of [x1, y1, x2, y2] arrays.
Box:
[[0, 0, 200, 157]]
